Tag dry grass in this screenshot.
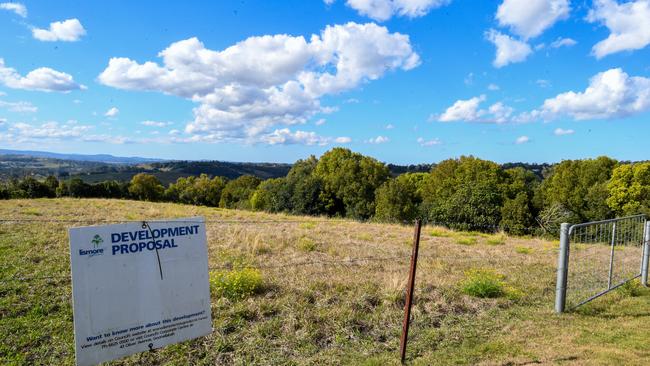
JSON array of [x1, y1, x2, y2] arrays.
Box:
[[1, 198, 650, 365]]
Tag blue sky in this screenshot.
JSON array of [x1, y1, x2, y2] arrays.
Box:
[[0, 0, 649, 164]]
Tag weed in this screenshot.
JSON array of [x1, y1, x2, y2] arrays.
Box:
[[298, 237, 317, 252], [210, 268, 263, 300], [299, 222, 316, 230], [515, 246, 532, 254], [430, 228, 453, 237], [461, 269, 505, 298], [456, 237, 477, 245], [486, 234, 506, 245]]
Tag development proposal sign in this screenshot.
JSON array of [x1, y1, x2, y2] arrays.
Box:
[[69, 217, 212, 366]]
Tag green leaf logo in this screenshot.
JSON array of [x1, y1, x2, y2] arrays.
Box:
[[91, 234, 103, 248]]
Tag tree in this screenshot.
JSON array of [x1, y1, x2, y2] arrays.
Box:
[[374, 173, 427, 223], [421, 156, 505, 231], [607, 162, 650, 216], [250, 178, 291, 212], [219, 175, 261, 209], [499, 168, 539, 234], [539, 157, 616, 222], [128, 173, 164, 201], [313, 148, 390, 219]]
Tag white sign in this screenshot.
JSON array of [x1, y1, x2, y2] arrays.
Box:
[[69, 217, 212, 366]]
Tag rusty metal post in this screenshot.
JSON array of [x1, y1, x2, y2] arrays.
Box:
[[400, 219, 422, 363]]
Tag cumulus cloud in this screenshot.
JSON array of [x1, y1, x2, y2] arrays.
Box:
[[259, 129, 331, 146], [366, 135, 389, 144], [437, 95, 517, 123], [329, 0, 450, 21], [496, 0, 570, 39], [32, 19, 86, 42], [0, 58, 84, 92], [515, 135, 530, 144], [0, 100, 37, 112], [417, 137, 441, 146], [587, 0, 650, 58], [0, 2, 26, 17], [104, 107, 119, 117], [488, 83, 500, 91], [485, 30, 532, 68], [98, 22, 419, 144], [335, 136, 352, 143], [314, 118, 326, 126], [554, 128, 575, 136], [540, 68, 650, 120], [438, 95, 486, 122]]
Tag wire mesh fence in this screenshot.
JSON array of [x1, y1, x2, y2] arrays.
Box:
[[564, 215, 646, 309]]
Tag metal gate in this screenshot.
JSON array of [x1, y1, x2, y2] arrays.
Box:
[[555, 215, 649, 312]]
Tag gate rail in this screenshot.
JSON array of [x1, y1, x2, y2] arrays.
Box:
[[555, 215, 648, 313]]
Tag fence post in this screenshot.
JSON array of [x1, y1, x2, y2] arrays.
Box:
[[642, 221, 650, 287], [399, 219, 422, 364], [555, 223, 570, 313]]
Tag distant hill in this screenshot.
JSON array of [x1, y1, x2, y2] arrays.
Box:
[[0, 149, 162, 164]]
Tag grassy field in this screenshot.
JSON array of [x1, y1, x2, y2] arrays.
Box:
[[2, 199, 650, 365]]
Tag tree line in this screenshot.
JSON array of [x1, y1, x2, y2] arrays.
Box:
[[2, 148, 648, 235]]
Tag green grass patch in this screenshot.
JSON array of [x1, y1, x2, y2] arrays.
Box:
[[299, 222, 316, 230], [461, 269, 505, 298], [430, 228, 453, 237], [515, 246, 532, 254], [210, 268, 263, 301], [486, 234, 506, 245], [456, 236, 478, 246], [298, 237, 317, 252]]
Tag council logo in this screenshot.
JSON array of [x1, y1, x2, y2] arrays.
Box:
[[79, 234, 105, 257]]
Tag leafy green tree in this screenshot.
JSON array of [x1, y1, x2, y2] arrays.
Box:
[[16, 177, 53, 198], [539, 157, 616, 222], [67, 178, 91, 198], [250, 178, 291, 212], [607, 162, 650, 216], [128, 173, 164, 201], [499, 168, 539, 234], [167, 174, 226, 206], [219, 175, 261, 209], [44, 176, 59, 196], [374, 173, 427, 223], [313, 148, 390, 219], [421, 156, 505, 230]]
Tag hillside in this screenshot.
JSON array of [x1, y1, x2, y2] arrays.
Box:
[[2, 199, 650, 365]]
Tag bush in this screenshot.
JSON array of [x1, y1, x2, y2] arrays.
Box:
[[461, 269, 505, 298], [210, 268, 263, 301]]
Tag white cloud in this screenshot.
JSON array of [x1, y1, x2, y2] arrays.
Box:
[[169, 129, 181, 135], [315, 118, 326, 126], [536, 79, 551, 88], [0, 58, 84, 92], [104, 107, 119, 117], [488, 83, 500, 91], [515, 135, 530, 144], [0, 100, 37, 112], [438, 95, 486, 122], [554, 128, 575, 136], [332, 0, 450, 21], [550, 37, 577, 48], [464, 72, 474, 85], [437, 95, 517, 123], [366, 135, 389, 144], [417, 137, 441, 146], [385, 123, 394, 129], [0, 2, 26, 17], [9, 121, 91, 140], [334, 136, 352, 143], [260, 128, 330, 146], [141, 120, 172, 127], [32, 19, 86, 42], [98, 22, 419, 145], [587, 0, 650, 58], [540, 68, 650, 120], [345, 98, 360, 104], [0, 117, 6, 125], [496, 0, 570, 39], [485, 30, 532, 68]]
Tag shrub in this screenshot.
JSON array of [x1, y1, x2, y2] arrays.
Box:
[[461, 269, 505, 298], [210, 268, 263, 300]]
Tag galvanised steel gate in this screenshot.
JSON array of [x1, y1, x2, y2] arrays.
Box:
[[555, 215, 649, 312]]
